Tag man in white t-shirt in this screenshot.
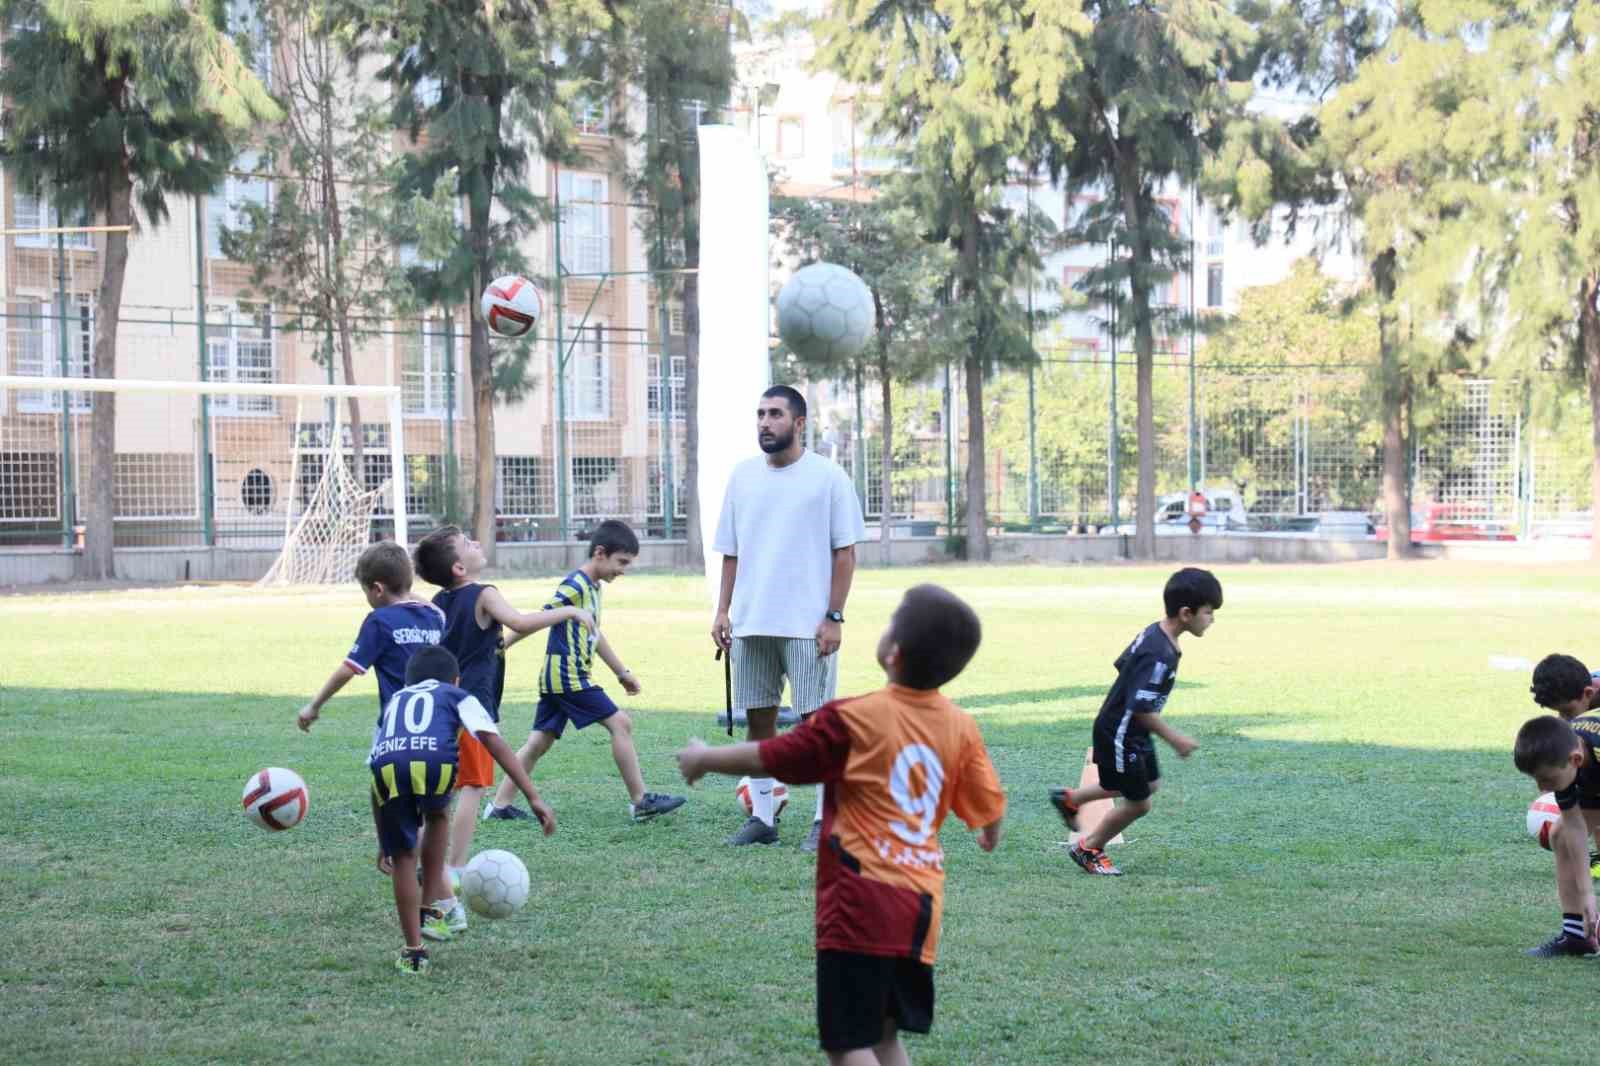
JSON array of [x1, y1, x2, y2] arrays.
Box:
[[712, 384, 866, 850]]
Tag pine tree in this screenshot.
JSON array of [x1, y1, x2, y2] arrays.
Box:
[[0, 0, 277, 578]]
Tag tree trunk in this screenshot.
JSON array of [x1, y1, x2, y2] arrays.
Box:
[[321, 84, 362, 476], [470, 113, 499, 565], [961, 202, 990, 561], [1374, 247, 1413, 560], [1115, 169, 1157, 560], [84, 166, 132, 579], [880, 354, 893, 567], [683, 216, 702, 562], [1582, 272, 1600, 560]]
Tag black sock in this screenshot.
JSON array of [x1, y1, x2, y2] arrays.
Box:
[[1562, 913, 1584, 939]]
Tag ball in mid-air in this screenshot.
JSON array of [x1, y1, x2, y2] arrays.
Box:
[[776, 262, 873, 362], [461, 849, 530, 919], [480, 274, 543, 338], [1528, 792, 1561, 850], [735, 775, 790, 818], [241, 766, 309, 831]]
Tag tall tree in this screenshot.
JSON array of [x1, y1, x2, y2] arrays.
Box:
[[622, 0, 738, 560], [1045, 0, 1261, 559], [814, 0, 1084, 560], [332, 0, 615, 563], [771, 185, 959, 564], [0, 0, 277, 578]]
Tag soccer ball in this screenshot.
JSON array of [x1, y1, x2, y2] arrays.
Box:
[[480, 274, 543, 338], [776, 262, 873, 362], [461, 849, 530, 919], [735, 776, 790, 818], [1528, 792, 1561, 850], [241, 767, 309, 831]]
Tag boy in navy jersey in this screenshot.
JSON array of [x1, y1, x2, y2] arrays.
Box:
[[371, 645, 555, 975], [1050, 567, 1221, 876], [296, 541, 446, 731], [412, 525, 594, 918], [486, 520, 686, 823]]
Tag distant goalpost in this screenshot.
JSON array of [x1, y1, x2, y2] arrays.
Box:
[[0, 375, 407, 584]]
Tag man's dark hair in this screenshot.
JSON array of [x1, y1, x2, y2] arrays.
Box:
[[1532, 654, 1592, 709], [1514, 715, 1581, 776], [413, 525, 462, 588], [355, 541, 412, 593], [1164, 567, 1223, 617], [406, 645, 460, 686], [762, 384, 807, 419], [590, 519, 640, 558], [890, 584, 982, 690]]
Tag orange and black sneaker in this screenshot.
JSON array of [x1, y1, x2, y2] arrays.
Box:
[[1067, 841, 1123, 876], [1048, 788, 1081, 831]]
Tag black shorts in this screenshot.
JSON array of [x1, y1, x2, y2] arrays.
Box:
[[1092, 737, 1160, 803], [816, 950, 934, 1052]]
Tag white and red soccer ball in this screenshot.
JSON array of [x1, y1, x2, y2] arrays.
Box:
[[1528, 792, 1561, 850], [242, 767, 309, 831], [735, 775, 789, 818], [480, 274, 543, 338]]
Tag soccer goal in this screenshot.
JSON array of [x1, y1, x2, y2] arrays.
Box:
[[0, 375, 407, 583]]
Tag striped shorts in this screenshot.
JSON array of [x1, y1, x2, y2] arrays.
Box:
[[732, 636, 837, 717]]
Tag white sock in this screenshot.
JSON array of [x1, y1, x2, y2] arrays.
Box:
[[813, 782, 825, 824], [750, 777, 777, 826]]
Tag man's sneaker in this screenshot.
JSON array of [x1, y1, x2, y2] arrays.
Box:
[[419, 905, 453, 942], [1526, 932, 1600, 958], [801, 821, 822, 853], [1590, 850, 1600, 879], [483, 802, 531, 821], [1048, 788, 1081, 831], [1067, 841, 1122, 876], [395, 947, 430, 975], [726, 815, 780, 846], [630, 792, 687, 821]]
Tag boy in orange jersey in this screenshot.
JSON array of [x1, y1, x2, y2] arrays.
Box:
[[677, 584, 1005, 1066]]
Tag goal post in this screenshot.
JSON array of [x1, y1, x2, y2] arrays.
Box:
[[0, 375, 409, 574]]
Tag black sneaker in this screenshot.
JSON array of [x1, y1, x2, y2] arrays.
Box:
[[483, 803, 531, 821], [1067, 841, 1122, 876], [726, 815, 780, 846], [801, 821, 822, 853], [1526, 932, 1599, 958], [630, 792, 687, 821], [1048, 788, 1081, 831]]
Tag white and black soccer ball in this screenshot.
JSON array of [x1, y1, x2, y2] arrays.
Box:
[[776, 262, 873, 362], [460, 848, 530, 919]]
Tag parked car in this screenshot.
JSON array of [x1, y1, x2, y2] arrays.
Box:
[[1100, 486, 1249, 535], [1375, 502, 1517, 543]]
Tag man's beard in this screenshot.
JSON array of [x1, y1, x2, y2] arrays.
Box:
[[759, 428, 795, 454]]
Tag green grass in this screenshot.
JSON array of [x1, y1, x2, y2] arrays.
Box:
[[3, 560, 1597, 1064]]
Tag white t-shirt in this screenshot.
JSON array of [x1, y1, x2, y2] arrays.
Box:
[[713, 450, 866, 639]]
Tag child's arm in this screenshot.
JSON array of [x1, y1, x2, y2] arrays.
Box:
[[479, 585, 595, 637], [1133, 711, 1197, 757], [1555, 803, 1599, 938], [477, 730, 557, 836], [676, 738, 766, 786], [595, 632, 640, 695], [978, 818, 1004, 852], [297, 663, 359, 732]]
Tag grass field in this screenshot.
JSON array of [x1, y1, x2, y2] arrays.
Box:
[[4, 560, 1598, 1065]]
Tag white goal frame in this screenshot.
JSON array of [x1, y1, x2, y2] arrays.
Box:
[[0, 375, 410, 546]]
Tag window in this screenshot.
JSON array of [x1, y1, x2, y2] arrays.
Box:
[[570, 456, 620, 518], [1062, 265, 1091, 294], [240, 468, 274, 515], [401, 316, 452, 416], [646, 458, 688, 520], [1203, 203, 1225, 257], [14, 190, 92, 249], [565, 322, 610, 420], [208, 149, 270, 258], [497, 456, 554, 517], [647, 355, 686, 420], [574, 92, 609, 134], [1207, 264, 1224, 308], [0, 450, 58, 521], [668, 301, 686, 336], [681, 99, 713, 127], [558, 172, 609, 275], [10, 296, 92, 412], [829, 103, 896, 172], [226, 0, 272, 89], [207, 304, 275, 413], [778, 116, 804, 158]]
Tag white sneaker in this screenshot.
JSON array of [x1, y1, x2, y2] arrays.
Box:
[[446, 899, 468, 934]]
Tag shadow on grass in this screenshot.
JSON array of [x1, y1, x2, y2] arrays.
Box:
[[957, 679, 1207, 710]]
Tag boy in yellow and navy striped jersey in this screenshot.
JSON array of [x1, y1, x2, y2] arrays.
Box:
[[485, 520, 687, 823]]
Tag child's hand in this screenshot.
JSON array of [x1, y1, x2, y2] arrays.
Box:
[[568, 607, 597, 632], [1172, 733, 1199, 758], [530, 799, 557, 837], [978, 821, 1003, 852], [375, 850, 393, 876], [296, 704, 320, 732], [618, 670, 642, 696], [677, 738, 710, 786]]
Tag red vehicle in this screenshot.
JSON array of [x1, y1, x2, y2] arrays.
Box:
[[1376, 502, 1517, 543]]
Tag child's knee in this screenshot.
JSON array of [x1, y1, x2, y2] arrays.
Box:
[[607, 710, 633, 735], [1126, 796, 1154, 817]]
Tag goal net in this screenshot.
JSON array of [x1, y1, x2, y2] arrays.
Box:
[[0, 375, 407, 581]]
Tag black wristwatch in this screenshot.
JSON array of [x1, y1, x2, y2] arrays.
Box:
[[825, 610, 844, 624]]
